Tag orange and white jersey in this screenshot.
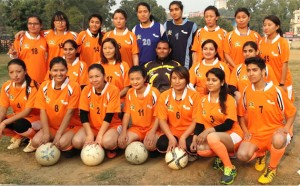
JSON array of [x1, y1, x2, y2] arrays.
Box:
[[124, 84, 160, 129], [44, 29, 77, 66], [238, 82, 296, 137], [0, 80, 39, 122], [76, 29, 101, 66], [35, 78, 81, 130], [224, 28, 261, 66], [229, 63, 279, 92], [189, 58, 230, 97], [157, 87, 200, 137], [103, 28, 139, 67], [259, 35, 292, 87], [196, 93, 243, 135], [13, 32, 47, 83], [192, 26, 227, 62], [79, 83, 121, 130]]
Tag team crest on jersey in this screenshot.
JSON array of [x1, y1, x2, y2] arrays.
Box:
[[49, 40, 55, 45], [241, 75, 248, 80], [24, 44, 30, 49], [167, 104, 174, 112], [9, 94, 14, 100], [196, 72, 203, 78], [248, 101, 255, 109], [85, 42, 90, 47], [130, 105, 135, 111], [89, 103, 94, 109], [183, 105, 190, 110], [45, 96, 50, 104], [137, 34, 141, 40], [234, 41, 241, 47], [167, 30, 172, 36]]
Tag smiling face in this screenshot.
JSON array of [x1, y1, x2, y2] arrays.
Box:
[[63, 42, 77, 61], [50, 63, 68, 85], [206, 73, 223, 93], [202, 42, 217, 61], [89, 17, 101, 34], [102, 41, 116, 61], [129, 71, 146, 90], [88, 68, 105, 90]]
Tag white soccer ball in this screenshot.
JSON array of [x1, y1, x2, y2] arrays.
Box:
[[125, 141, 148, 165], [165, 147, 188, 170], [35, 143, 61, 166], [81, 144, 105, 166]]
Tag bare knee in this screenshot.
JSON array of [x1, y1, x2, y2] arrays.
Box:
[[237, 150, 252, 162], [272, 133, 286, 149], [72, 135, 84, 149], [102, 135, 118, 150]]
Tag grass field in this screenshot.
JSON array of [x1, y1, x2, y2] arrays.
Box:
[[0, 51, 299, 185]]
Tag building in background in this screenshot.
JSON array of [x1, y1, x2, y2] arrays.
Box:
[[215, 0, 227, 9], [290, 8, 300, 37]]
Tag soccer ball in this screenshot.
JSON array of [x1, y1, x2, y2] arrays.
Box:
[[81, 144, 105, 166], [35, 143, 61, 166], [165, 147, 188, 170], [125, 141, 148, 165]]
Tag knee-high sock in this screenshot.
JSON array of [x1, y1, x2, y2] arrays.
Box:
[[207, 134, 233, 168], [269, 145, 285, 169]]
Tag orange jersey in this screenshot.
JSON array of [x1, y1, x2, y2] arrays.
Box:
[[103, 28, 139, 67], [157, 87, 200, 137], [35, 78, 81, 130], [196, 94, 243, 136], [229, 63, 279, 92], [45, 57, 89, 86], [44, 29, 77, 66], [189, 59, 230, 97], [191, 26, 227, 62], [259, 35, 292, 86], [224, 28, 261, 66], [79, 83, 121, 130], [0, 80, 39, 122], [124, 84, 160, 129], [76, 29, 101, 67], [13, 32, 47, 83], [238, 82, 296, 137]]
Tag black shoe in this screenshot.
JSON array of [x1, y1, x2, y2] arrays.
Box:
[[63, 148, 80, 158], [149, 150, 160, 158]]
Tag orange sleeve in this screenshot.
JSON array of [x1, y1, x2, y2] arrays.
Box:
[[280, 38, 290, 63], [223, 32, 231, 54], [79, 86, 90, 111], [157, 93, 168, 120], [222, 62, 231, 84], [237, 91, 246, 117], [25, 86, 38, 108], [189, 64, 197, 85], [195, 97, 205, 124], [131, 33, 139, 55], [0, 82, 10, 108], [76, 32, 84, 55], [67, 83, 80, 109], [266, 65, 279, 85], [152, 88, 161, 117], [225, 96, 238, 121], [13, 38, 21, 54], [192, 92, 201, 120], [124, 89, 131, 114], [106, 87, 121, 113], [229, 67, 238, 87], [34, 82, 47, 109], [123, 62, 131, 87], [79, 62, 89, 86], [191, 30, 200, 52], [280, 88, 296, 118]]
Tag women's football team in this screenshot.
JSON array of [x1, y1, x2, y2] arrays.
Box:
[[2, 1, 296, 184]]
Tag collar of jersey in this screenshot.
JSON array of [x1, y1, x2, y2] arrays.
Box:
[[25, 31, 41, 40], [139, 20, 155, 28], [12, 81, 26, 88], [92, 82, 109, 95], [208, 93, 219, 103], [172, 86, 187, 100], [204, 26, 220, 32], [172, 18, 188, 25], [52, 77, 69, 90], [202, 58, 219, 66], [265, 34, 280, 44], [113, 28, 128, 35], [54, 28, 67, 35], [87, 28, 99, 38], [134, 83, 151, 98], [234, 27, 250, 36], [251, 81, 273, 91]]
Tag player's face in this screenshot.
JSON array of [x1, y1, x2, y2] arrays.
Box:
[[102, 41, 116, 61], [137, 5, 151, 24], [206, 73, 223, 93], [243, 45, 259, 59], [27, 17, 42, 35], [156, 42, 171, 59], [235, 12, 250, 29], [63, 42, 77, 60], [89, 17, 101, 34], [263, 19, 279, 37], [8, 64, 26, 86], [54, 19, 66, 31], [202, 42, 217, 61], [88, 68, 105, 90], [50, 63, 68, 85], [171, 73, 187, 91], [129, 71, 146, 90], [113, 13, 126, 30], [169, 4, 183, 21], [247, 64, 265, 84], [205, 10, 218, 28]]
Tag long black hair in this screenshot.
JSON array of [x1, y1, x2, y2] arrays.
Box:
[[206, 68, 228, 114], [88, 14, 103, 46], [7, 59, 39, 99], [264, 15, 283, 37]]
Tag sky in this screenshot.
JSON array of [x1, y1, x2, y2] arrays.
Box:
[[112, 0, 215, 13]]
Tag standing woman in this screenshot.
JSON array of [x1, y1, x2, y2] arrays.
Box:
[[32, 57, 81, 153], [156, 66, 200, 155], [103, 9, 139, 67], [100, 38, 130, 101], [189, 39, 230, 97], [224, 7, 261, 70], [0, 59, 40, 152], [132, 2, 167, 66], [8, 15, 47, 83], [72, 64, 122, 159], [76, 14, 103, 67], [164, 1, 197, 69], [259, 15, 293, 101], [191, 68, 243, 185], [118, 66, 160, 152], [191, 6, 227, 63]]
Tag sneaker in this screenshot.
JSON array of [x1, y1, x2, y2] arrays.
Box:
[[23, 140, 36, 153], [188, 154, 198, 162], [106, 150, 117, 159], [255, 155, 266, 171], [258, 167, 277, 184], [213, 157, 224, 171], [7, 137, 22, 149], [221, 166, 237, 185]]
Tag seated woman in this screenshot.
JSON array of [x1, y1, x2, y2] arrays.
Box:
[[72, 64, 122, 159], [0, 59, 40, 152]]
